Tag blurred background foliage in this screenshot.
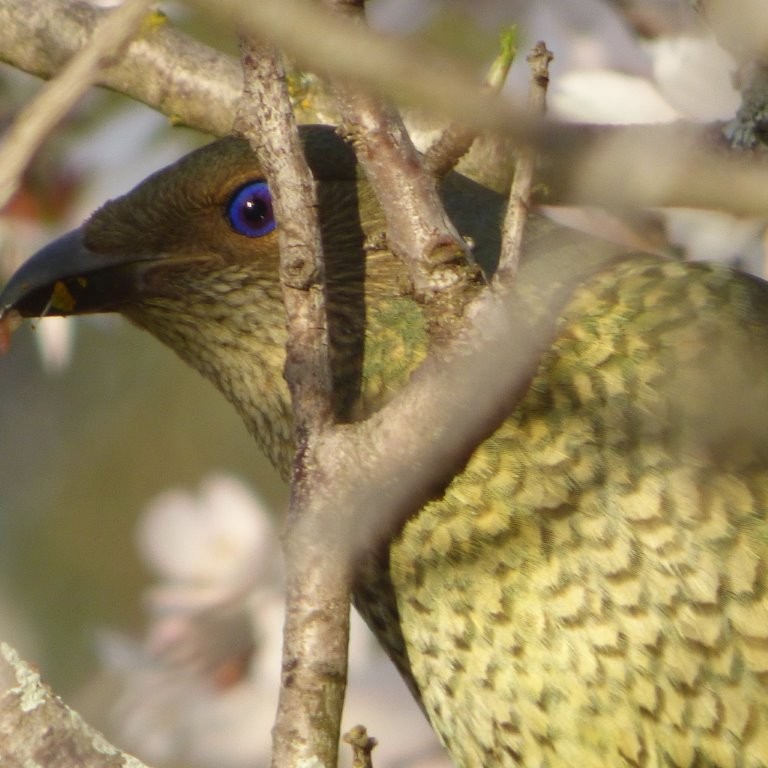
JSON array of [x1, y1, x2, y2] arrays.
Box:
[[0, 313, 284, 686]]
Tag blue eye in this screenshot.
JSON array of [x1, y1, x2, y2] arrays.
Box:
[[226, 180, 276, 238]]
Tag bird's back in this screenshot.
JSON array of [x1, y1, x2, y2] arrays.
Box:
[[358, 253, 768, 767]]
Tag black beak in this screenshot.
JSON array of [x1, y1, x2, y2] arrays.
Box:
[[0, 228, 147, 319]]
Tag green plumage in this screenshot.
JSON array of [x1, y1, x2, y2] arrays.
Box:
[[391, 258, 768, 766], [3, 126, 768, 767]]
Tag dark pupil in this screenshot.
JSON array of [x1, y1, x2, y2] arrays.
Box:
[[226, 180, 275, 238], [244, 196, 268, 226]]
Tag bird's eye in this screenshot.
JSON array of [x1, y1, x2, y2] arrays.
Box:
[[226, 180, 276, 238]]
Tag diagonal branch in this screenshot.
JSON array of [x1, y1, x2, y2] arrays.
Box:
[[0, 0, 242, 136], [321, 0, 475, 315], [0, 643, 151, 768], [0, 0, 155, 208], [3, 1, 768, 217]]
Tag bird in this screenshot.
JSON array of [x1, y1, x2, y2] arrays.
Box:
[[3, 124, 768, 767]]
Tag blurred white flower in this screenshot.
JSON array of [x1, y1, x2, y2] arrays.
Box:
[[33, 317, 75, 372], [550, 32, 738, 125], [94, 473, 279, 765], [551, 68, 681, 123], [96, 590, 284, 768], [543, 26, 763, 271], [134, 473, 278, 687], [649, 34, 739, 121], [95, 472, 447, 768], [137, 472, 276, 594], [664, 209, 767, 274]]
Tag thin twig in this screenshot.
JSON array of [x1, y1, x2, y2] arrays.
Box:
[[0, 0, 155, 208], [423, 26, 517, 179], [343, 725, 377, 768], [495, 41, 554, 286]]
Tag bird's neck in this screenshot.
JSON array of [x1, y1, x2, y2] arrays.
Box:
[[127, 250, 428, 478], [124, 263, 294, 470]]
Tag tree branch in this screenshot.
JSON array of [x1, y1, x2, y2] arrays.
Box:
[[234, 39, 347, 768], [0, 643, 150, 768], [0, 0, 242, 136], [3, 0, 768, 217], [320, 0, 475, 315], [234, 43, 333, 433], [0, 0, 156, 209]]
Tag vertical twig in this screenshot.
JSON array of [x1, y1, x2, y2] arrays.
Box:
[[235, 40, 333, 432], [422, 26, 518, 179], [343, 725, 377, 768], [495, 41, 554, 286], [235, 39, 349, 768]]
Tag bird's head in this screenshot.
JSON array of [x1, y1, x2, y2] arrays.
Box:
[[0, 125, 636, 472], [1, 127, 376, 465], [0, 125, 473, 469], [0, 126, 370, 317], [1, 123, 651, 480]]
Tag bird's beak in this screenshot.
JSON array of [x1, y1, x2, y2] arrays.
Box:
[[0, 228, 149, 319]]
